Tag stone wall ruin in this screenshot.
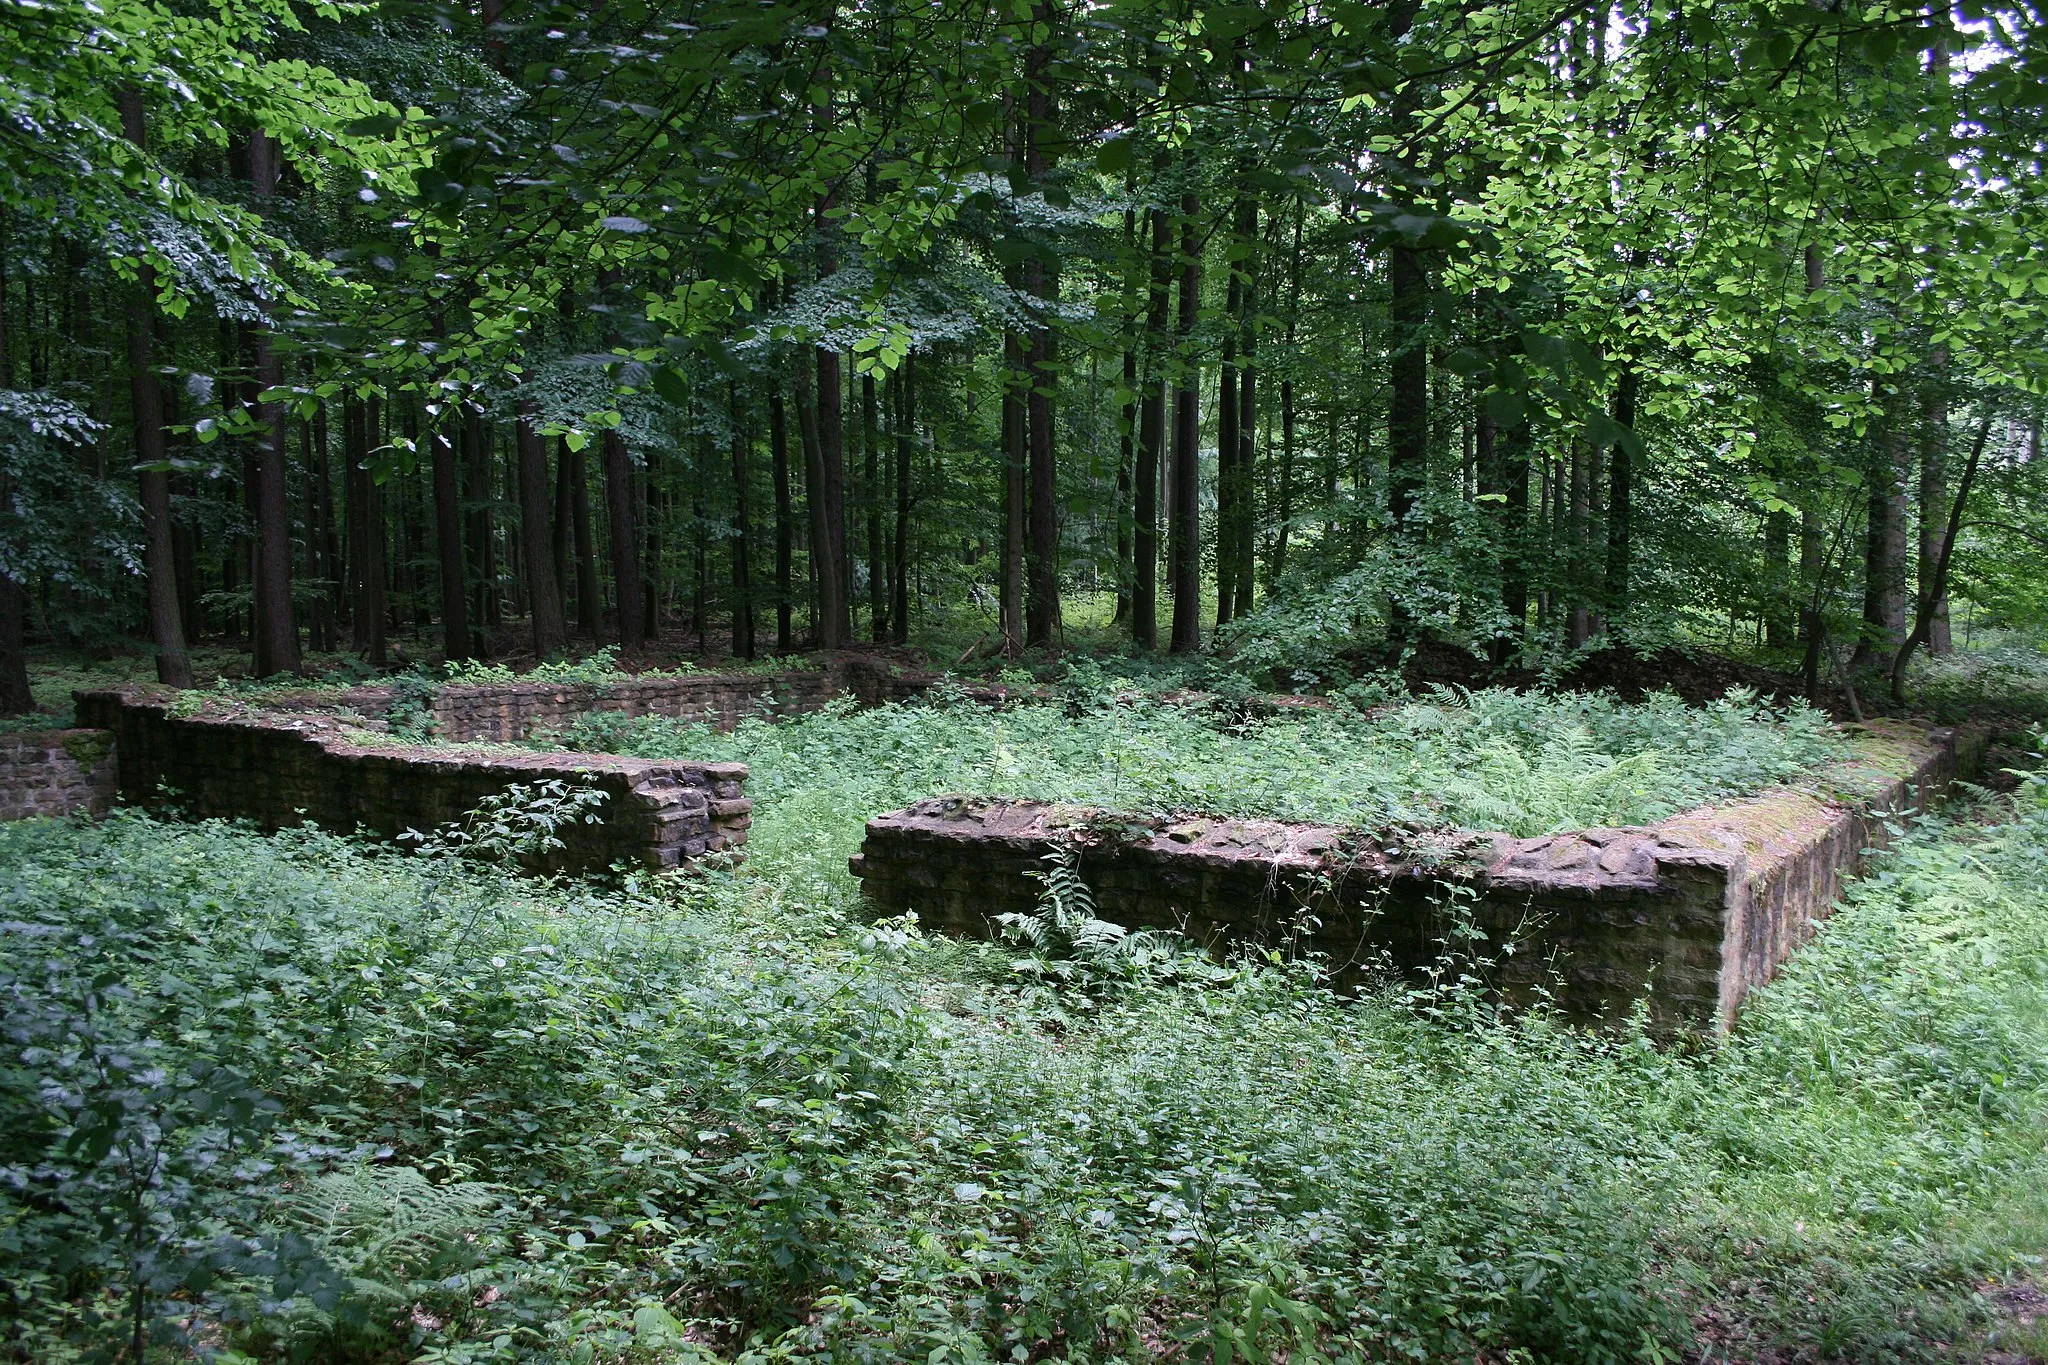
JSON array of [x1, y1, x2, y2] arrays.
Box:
[[73, 690, 750, 873], [850, 721, 1985, 1033]]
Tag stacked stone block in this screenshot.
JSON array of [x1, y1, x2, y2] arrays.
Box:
[[73, 690, 750, 873], [851, 722, 1984, 1033], [0, 729, 119, 821]]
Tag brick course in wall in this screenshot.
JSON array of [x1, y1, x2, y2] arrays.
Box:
[[850, 721, 1985, 1033], [73, 690, 750, 873], [0, 729, 119, 821]]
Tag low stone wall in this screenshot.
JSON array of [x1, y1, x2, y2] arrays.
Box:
[[850, 722, 1985, 1033], [73, 690, 750, 873], [0, 729, 120, 821], [410, 654, 927, 743]]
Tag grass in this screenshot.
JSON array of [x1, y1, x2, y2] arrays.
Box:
[[4, 758, 2048, 1361], [550, 682, 1845, 907]]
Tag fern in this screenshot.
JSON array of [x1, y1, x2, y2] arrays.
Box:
[[260, 1165, 501, 1351], [997, 844, 1211, 990]]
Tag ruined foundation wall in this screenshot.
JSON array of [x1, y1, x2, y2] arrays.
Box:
[[73, 691, 750, 872], [851, 722, 1984, 1032], [0, 729, 120, 821], [417, 655, 927, 743]]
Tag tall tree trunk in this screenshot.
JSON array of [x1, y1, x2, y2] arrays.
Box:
[[770, 387, 794, 653], [1134, 207, 1170, 649], [464, 407, 497, 636], [567, 441, 599, 637], [891, 357, 913, 645], [1764, 510, 1793, 648], [794, 365, 847, 649], [1169, 192, 1203, 654], [247, 130, 300, 676], [432, 417, 470, 660], [1387, 242, 1428, 642], [1000, 324, 1027, 657], [1567, 440, 1592, 648], [1497, 420, 1531, 664], [1113, 337, 1136, 627], [1272, 202, 1303, 586], [345, 397, 388, 665], [730, 384, 755, 660], [514, 395, 567, 658], [602, 427, 643, 649], [1851, 381, 1911, 670], [302, 403, 333, 652], [1797, 243, 1826, 656], [810, 347, 851, 648], [1216, 238, 1241, 630], [1022, 14, 1061, 647], [1605, 365, 1637, 631], [0, 573, 29, 714], [642, 453, 663, 640], [553, 436, 575, 609], [862, 371, 886, 641], [1235, 219, 1258, 621], [119, 91, 193, 688], [1918, 353, 1952, 654], [599, 269, 645, 650]]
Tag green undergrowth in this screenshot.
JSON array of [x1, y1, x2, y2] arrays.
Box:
[[4, 767, 2048, 1361], [554, 683, 1843, 905]]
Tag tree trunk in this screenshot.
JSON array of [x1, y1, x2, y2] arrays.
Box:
[[246, 130, 300, 676], [1387, 242, 1428, 643], [862, 371, 886, 641], [811, 347, 851, 648], [1387, 244, 1428, 530], [464, 407, 497, 636], [1022, 16, 1061, 648], [1000, 324, 1027, 657], [1235, 238, 1257, 621], [1567, 440, 1591, 649], [730, 385, 755, 660], [794, 366, 847, 649], [345, 397, 387, 665], [1113, 339, 1136, 627], [1764, 510, 1793, 648], [567, 440, 599, 637], [1497, 420, 1531, 664], [1134, 207, 1170, 649], [1216, 243, 1241, 630], [641, 453, 663, 640], [0, 573, 29, 714], [1169, 192, 1203, 654], [1918, 356, 1952, 654], [891, 357, 913, 644], [1851, 381, 1911, 671], [514, 395, 567, 657], [119, 90, 193, 688], [1605, 365, 1637, 629], [432, 416, 471, 660], [770, 387, 794, 652], [602, 427, 643, 649]]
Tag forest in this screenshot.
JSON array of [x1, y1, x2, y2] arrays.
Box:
[[2, 0, 2045, 686], [11, 0, 2048, 1359]]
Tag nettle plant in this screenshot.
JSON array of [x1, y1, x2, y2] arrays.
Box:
[[399, 779, 610, 865]]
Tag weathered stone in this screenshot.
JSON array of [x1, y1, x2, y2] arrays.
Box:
[[71, 690, 752, 873], [850, 721, 1984, 1034], [0, 729, 119, 820]]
